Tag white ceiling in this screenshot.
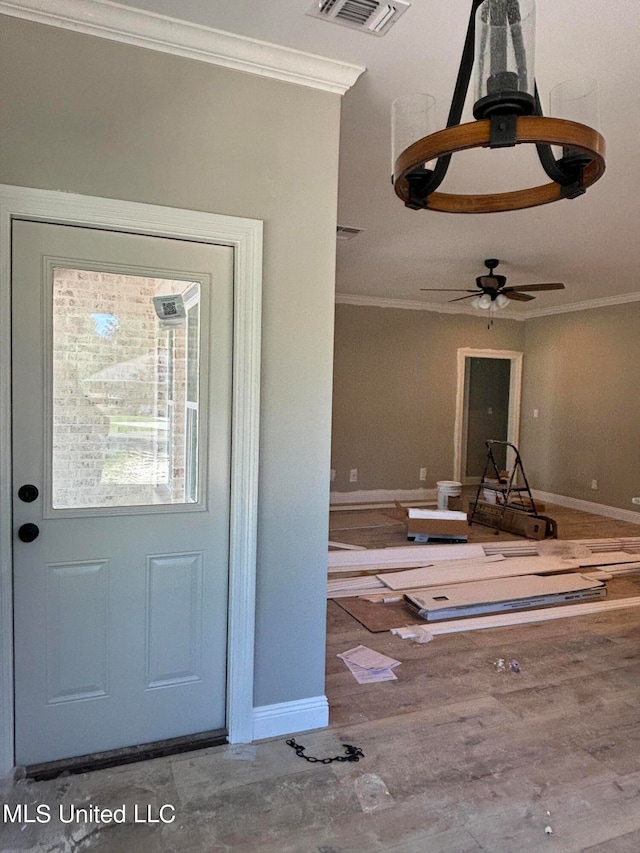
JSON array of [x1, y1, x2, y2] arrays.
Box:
[[96, 1, 640, 314]]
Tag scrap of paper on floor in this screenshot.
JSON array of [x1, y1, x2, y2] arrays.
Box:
[[337, 644, 401, 683]]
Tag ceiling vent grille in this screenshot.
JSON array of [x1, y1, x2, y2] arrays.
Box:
[[336, 225, 364, 240], [307, 0, 410, 36]]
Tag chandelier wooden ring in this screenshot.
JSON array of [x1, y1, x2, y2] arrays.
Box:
[[393, 116, 606, 214]]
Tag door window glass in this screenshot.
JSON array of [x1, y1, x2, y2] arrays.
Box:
[[51, 268, 202, 509]]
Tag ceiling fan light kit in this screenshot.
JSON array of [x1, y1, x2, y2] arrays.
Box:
[[391, 0, 606, 213], [420, 257, 566, 325]]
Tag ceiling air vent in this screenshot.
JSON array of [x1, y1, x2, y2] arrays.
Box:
[[307, 0, 410, 37], [336, 225, 364, 241]]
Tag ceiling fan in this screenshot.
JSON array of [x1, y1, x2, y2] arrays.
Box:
[[420, 259, 565, 307]]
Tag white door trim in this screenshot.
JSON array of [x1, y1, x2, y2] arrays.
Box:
[[453, 348, 523, 484], [0, 184, 262, 775]]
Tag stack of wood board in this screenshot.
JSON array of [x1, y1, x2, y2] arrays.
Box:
[[377, 552, 640, 590], [327, 539, 640, 628], [329, 543, 486, 573], [403, 574, 606, 622], [394, 596, 640, 636], [328, 547, 640, 598], [484, 536, 640, 557]]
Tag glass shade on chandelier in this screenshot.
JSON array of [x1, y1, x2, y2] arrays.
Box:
[[391, 0, 606, 214], [474, 0, 536, 119], [391, 94, 436, 174], [549, 77, 601, 168]]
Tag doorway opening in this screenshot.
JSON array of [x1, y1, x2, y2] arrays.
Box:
[[453, 348, 523, 485]]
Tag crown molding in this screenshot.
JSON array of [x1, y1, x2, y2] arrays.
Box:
[[336, 290, 640, 318], [518, 289, 640, 319], [0, 0, 365, 95], [335, 292, 525, 318]]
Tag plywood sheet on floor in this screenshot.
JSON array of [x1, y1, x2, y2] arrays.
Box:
[[329, 510, 405, 531], [333, 575, 640, 634], [334, 596, 416, 632]]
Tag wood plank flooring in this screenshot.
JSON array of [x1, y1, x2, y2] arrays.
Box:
[[3, 500, 640, 852], [323, 501, 640, 851], [329, 497, 640, 550]]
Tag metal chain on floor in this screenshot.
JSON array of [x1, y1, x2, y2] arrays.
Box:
[[286, 738, 364, 764]]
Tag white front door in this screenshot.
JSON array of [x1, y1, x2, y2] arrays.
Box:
[[12, 220, 233, 766]]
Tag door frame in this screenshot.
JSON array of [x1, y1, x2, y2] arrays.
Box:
[[453, 348, 523, 483], [0, 184, 262, 775]]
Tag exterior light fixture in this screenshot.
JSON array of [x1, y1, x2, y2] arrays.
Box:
[[391, 0, 605, 213]]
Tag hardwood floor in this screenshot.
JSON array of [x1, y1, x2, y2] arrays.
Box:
[[321, 500, 640, 851], [3, 501, 640, 852], [329, 496, 640, 550]]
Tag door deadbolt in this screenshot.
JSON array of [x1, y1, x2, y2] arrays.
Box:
[[18, 523, 39, 542], [18, 484, 39, 503]]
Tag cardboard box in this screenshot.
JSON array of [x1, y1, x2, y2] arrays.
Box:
[[471, 500, 557, 540], [401, 506, 469, 541], [447, 495, 469, 512]]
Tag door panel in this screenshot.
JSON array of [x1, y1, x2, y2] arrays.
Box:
[[145, 551, 204, 688], [463, 357, 511, 483], [46, 559, 109, 704], [12, 221, 233, 765]]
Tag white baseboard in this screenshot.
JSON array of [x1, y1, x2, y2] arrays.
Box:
[[252, 695, 329, 741], [532, 490, 640, 525], [330, 488, 437, 508]]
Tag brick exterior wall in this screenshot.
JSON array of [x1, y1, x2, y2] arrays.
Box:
[[52, 268, 195, 509]]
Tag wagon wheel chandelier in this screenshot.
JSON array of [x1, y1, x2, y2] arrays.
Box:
[[391, 0, 606, 214]]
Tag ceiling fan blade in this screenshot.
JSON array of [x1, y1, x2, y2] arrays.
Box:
[[504, 282, 565, 293], [448, 294, 477, 303], [420, 288, 476, 293], [505, 291, 535, 302]]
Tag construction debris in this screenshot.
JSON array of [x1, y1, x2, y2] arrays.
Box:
[[337, 645, 401, 683], [327, 535, 640, 632]]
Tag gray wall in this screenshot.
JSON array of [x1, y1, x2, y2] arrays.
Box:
[[0, 17, 341, 707], [333, 300, 640, 517], [331, 304, 525, 491], [521, 303, 640, 513]]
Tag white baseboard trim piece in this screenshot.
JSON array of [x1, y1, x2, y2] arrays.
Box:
[[252, 695, 329, 741], [423, 596, 640, 635], [330, 488, 437, 508], [532, 491, 640, 526]]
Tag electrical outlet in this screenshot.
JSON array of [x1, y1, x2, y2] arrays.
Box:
[[349, 468, 358, 483], [419, 467, 427, 481], [591, 479, 598, 490], [330, 469, 336, 482], [533, 408, 539, 418], [632, 497, 640, 505]]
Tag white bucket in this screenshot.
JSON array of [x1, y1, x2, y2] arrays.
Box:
[[436, 480, 462, 510]]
